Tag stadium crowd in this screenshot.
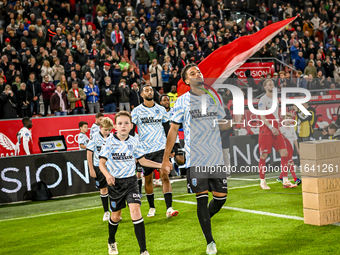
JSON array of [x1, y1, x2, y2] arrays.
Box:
[[1, 0, 340, 119]]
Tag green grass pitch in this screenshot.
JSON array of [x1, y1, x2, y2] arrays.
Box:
[[1, 174, 340, 255]]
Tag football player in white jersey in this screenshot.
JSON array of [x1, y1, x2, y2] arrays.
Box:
[[90, 113, 104, 139], [131, 85, 178, 219], [87, 117, 113, 221], [16, 117, 33, 155], [162, 63, 239, 255], [99, 111, 169, 255], [78, 121, 89, 150]]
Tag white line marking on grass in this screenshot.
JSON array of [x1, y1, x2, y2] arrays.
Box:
[[170, 199, 305, 221], [167, 199, 340, 226], [0, 206, 101, 222]]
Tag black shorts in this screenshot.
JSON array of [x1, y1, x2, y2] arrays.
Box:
[[136, 162, 143, 173], [142, 149, 164, 176], [93, 166, 107, 189], [186, 167, 228, 194], [108, 175, 141, 212]]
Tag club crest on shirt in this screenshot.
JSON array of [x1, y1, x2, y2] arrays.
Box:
[[209, 98, 214, 104], [155, 109, 160, 114], [128, 145, 133, 151], [111, 201, 116, 209], [192, 178, 197, 187]]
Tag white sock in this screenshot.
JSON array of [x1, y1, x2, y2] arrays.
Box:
[[260, 179, 266, 185], [283, 177, 289, 183]]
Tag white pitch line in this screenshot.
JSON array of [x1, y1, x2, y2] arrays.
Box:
[[171, 199, 304, 221], [0, 206, 102, 223]]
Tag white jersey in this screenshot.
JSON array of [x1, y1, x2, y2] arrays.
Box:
[[171, 91, 226, 168], [279, 126, 297, 149], [258, 94, 279, 120], [16, 127, 32, 155], [86, 132, 110, 166], [131, 103, 170, 154], [78, 132, 89, 150], [90, 123, 100, 139], [99, 134, 145, 178]]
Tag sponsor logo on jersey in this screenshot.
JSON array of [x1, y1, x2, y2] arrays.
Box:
[[140, 117, 162, 124]]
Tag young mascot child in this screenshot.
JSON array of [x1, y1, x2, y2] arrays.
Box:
[[99, 111, 171, 255], [87, 117, 113, 221]]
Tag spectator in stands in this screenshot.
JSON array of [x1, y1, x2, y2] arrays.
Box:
[[130, 82, 142, 110], [86, 60, 102, 86], [136, 42, 149, 77], [148, 45, 158, 65], [169, 68, 180, 88], [26, 72, 41, 115], [68, 81, 86, 115], [41, 60, 54, 82], [117, 78, 130, 111], [41, 75, 55, 116], [56, 75, 69, 94], [161, 63, 171, 93], [296, 71, 308, 90], [101, 76, 118, 113], [304, 60, 317, 78], [323, 56, 334, 78], [52, 59, 65, 86], [111, 24, 125, 56], [50, 84, 68, 116], [295, 51, 306, 71], [1, 85, 17, 119], [84, 77, 100, 113], [118, 56, 130, 71], [149, 59, 163, 91], [112, 64, 122, 85], [17, 83, 31, 118]]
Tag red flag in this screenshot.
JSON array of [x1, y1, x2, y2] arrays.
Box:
[[177, 16, 298, 96]]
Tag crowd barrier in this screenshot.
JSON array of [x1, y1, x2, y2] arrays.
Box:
[[0, 150, 96, 203]]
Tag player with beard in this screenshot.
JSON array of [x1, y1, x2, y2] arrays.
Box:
[[257, 79, 297, 189], [130, 85, 178, 218], [161, 63, 240, 255]]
